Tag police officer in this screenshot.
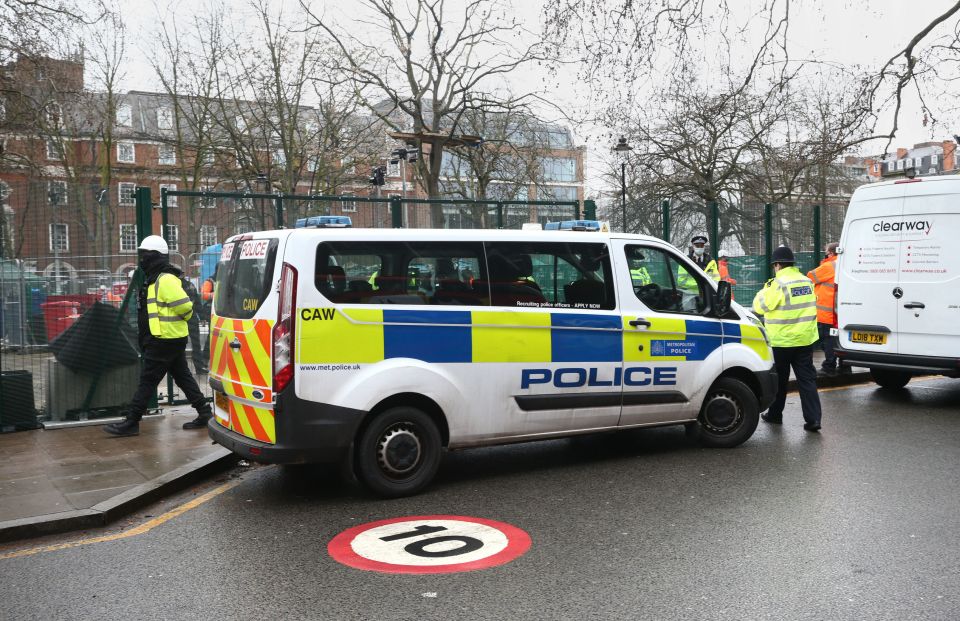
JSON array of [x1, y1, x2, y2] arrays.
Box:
[[104, 235, 212, 436], [752, 245, 822, 432], [689, 235, 720, 281]]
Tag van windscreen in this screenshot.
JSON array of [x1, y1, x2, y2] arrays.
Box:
[[214, 238, 279, 318]]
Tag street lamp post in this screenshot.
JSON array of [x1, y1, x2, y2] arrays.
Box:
[[391, 145, 418, 226], [613, 136, 633, 233], [48, 187, 62, 294]]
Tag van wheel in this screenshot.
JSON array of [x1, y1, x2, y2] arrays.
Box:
[[355, 407, 442, 498], [870, 369, 912, 389], [694, 377, 759, 448]]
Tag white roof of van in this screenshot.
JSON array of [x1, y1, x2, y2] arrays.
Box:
[[852, 173, 960, 197], [234, 228, 669, 245]]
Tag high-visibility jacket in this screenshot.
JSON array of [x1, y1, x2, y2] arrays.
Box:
[[751, 266, 818, 347], [807, 255, 837, 325], [718, 259, 736, 300], [147, 272, 193, 339], [630, 267, 651, 285], [702, 259, 720, 282]]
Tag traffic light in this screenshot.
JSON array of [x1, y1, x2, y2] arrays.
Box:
[[369, 166, 386, 186]]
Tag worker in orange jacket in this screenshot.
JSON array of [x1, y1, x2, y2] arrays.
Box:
[[807, 242, 838, 374], [717, 255, 737, 299]]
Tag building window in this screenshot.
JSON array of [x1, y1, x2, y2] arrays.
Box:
[[540, 185, 579, 202], [118, 182, 136, 206], [49, 223, 69, 252], [116, 103, 132, 127], [199, 185, 216, 208], [157, 106, 173, 130], [44, 102, 61, 126], [47, 181, 67, 205], [158, 144, 176, 165], [272, 149, 286, 167], [341, 193, 357, 212], [0, 180, 10, 201], [159, 183, 178, 207], [199, 225, 218, 247], [163, 224, 179, 252], [872, 163, 879, 173], [306, 156, 319, 173], [388, 160, 401, 178], [541, 157, 577, 182], [896, 160, 904, 171], [119, 224, 137, 253], [341, 158, 355, 174], [235, 115, 247, 132], [932, 154, 939, 165], [201, 150, 216, 167], [117, 142, 135, 163], [46, 139, 62, 160]]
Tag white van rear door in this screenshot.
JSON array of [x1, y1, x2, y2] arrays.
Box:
[[837, 185, 904, 354], [895, 182, 960, 357]]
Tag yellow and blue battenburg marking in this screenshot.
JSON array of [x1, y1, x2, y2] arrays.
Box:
[[297, 308, 770, 364]]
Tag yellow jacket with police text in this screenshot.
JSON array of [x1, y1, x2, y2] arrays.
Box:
[[751, 266, 818, 347]]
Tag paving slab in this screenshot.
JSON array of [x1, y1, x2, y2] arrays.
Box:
[[0, 406, 236, 542]]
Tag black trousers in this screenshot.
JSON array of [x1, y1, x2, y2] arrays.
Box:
[[767, 344, 822, 425], [128, 337, 209, 421], [817, 322, 837, 368]]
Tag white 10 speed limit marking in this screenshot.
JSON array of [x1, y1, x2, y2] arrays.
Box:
[[327, 515, 532, 574]]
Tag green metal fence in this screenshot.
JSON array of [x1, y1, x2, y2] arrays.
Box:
[[658, 200, 848, 304]]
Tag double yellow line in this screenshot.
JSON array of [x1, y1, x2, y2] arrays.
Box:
[[0, 479, 240, 561]]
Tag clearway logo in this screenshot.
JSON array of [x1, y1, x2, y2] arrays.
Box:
[[873, 219, 932, 235]]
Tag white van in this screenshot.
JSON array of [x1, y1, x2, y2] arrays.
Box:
[[836, 175, 960, 387], [206, 228, 776, 496]]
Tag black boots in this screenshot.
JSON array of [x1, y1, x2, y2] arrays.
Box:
[[183, 405, 212, 430], [104, 418, 140, 436]]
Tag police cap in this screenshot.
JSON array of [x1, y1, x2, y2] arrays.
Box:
[[691, 235, 708, 245], [771, 245, 795, 264]]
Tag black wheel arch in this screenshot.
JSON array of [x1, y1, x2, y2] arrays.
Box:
[[363, 392, 450, 448]]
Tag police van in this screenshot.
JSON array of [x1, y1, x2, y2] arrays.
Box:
[[835, 175, 960, 387], [207, 228, 776, 496]]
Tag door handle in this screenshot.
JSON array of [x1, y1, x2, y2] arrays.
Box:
[[629, 319, 652, 328], [903, 302, 925, 310], [229, 338, 241, 350]]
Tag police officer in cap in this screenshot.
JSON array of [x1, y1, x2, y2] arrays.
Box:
[[689, 235, 720, 281], [104, 235, 213, 436], [752, 245, 822, 432]]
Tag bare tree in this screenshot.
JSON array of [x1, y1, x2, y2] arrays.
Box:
[[305, 0, 553, 224]]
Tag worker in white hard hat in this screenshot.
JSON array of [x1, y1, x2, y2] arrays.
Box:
[[104, 235, 212, 436]]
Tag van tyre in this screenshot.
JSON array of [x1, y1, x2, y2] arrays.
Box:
[[693, 377, 759, 448], [355, 406, 442, 498], [870, 368, 912, 389]]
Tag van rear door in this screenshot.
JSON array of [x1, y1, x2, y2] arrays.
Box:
[[895, 181, 960, 357], [209, 237, 280, 444], [838, 185, 904, 354]]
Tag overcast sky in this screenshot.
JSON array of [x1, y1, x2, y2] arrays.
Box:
[[106, 0, 958, 186]]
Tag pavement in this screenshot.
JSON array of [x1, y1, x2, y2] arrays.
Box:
[[0, 406, 235, 543], [0, 350, 868, 543]]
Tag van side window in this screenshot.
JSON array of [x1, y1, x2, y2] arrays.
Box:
[[484, 242, 614, 310], [626, 245, 707, 315], [315, 241, 488, 306]]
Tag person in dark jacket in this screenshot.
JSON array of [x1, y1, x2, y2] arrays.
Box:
[[178, 273, 208, 375], [104, 236, 212, 436]]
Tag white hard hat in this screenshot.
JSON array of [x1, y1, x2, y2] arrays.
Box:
[[138, 235, 169, 254]]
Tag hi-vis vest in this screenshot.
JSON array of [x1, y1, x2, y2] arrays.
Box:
[[807, 256, 837, 325], [630, 266, 651, 285], [751, 266, 818, 347], [147, 273, 193, 339]]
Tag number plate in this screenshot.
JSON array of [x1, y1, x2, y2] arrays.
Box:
[[215, 391, 229, 413], [850, 331, 887, 345]]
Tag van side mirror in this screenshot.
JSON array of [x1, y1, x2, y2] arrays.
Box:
[[714, 280, 732, 316]]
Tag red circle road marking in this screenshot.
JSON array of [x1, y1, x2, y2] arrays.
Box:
[[327, 515, 532, 574]]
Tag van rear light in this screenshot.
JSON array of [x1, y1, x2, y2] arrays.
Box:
[[273, 262, 298, 393]]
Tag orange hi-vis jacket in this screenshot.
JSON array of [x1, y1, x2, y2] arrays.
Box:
[[807, 255, 837, 325]]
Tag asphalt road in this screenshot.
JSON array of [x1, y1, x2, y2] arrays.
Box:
[[2, 377, 959, 621]]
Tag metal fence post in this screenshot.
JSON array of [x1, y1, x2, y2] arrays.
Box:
[[661, 199, 670, 241], [390, 196, 403, 228], [135, 186, 153, 241], [709, 200, 720, 255], [583, 200, 597, 220], [764, 203, 774, 281], [496, 202, 504, 229], [813, 204, 822, 258], [274, 194, 284, 229]]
